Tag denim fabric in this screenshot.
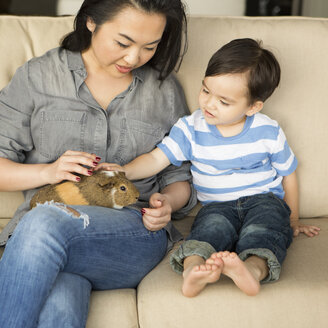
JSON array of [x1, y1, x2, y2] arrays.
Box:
[[170, 193, 293, 282], [0, 47, 197, 246], [38, 272, 91, 328], [0, 204, 167, 328]]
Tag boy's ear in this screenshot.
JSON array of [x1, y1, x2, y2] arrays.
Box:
[[246, 101, 264, 117], [86, 18, 96, 33]]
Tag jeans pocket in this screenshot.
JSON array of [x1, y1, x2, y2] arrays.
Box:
[[268, 192, 291, 216]]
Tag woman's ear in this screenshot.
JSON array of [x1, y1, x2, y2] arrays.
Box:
[[246, 100, 264, 117], [86, 18, 96, 33]]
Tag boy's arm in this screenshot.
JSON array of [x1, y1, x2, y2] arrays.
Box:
[[282, 171, 320, 237], [96, 148, 171, 181], [123, 148, 171, 180]]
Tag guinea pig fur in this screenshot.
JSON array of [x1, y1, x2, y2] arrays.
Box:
[[30, 170, 140, 209]]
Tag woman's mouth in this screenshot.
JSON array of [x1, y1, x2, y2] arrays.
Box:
[[115, 64, 132, 74]]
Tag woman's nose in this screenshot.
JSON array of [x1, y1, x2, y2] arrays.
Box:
[[124, 48, 140, 66]]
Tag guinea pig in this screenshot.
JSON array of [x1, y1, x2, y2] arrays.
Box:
[[30, 170, 140, 209]]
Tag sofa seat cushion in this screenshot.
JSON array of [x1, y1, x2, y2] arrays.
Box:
[[86, 289, 138, 328], [137, 218, 328, 328]]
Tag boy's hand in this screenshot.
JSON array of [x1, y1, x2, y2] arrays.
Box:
[[94, 162, 125, 173], [290, 220, 320, 237]]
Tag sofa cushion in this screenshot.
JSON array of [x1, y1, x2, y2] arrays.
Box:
[[86, 289, 138, 328], [137, 218, 328, 328]]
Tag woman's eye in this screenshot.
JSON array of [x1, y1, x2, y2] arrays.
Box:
[[202, 88, 209, 94], [220, 100, 229, 106], [145, 46, 156, 52], [117, 41, 129, 48]]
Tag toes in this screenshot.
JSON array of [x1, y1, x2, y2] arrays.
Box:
[[199, 264, 207, 271], [193, 265, 201, 272]]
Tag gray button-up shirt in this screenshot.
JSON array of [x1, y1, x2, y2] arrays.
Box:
[[0, 48, 197, 246]]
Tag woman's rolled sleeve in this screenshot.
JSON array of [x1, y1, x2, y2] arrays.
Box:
[[0, 64, 34, 162]]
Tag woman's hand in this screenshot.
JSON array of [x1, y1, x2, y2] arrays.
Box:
[[40, 150, 101, 184], [290, 220, 320, 237], [141, 193, 172, 231], [141, 181, 191, 231]]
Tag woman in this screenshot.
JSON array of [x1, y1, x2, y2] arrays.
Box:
[[0, 1, 196, 327]]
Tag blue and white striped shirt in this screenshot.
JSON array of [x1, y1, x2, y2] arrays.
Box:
[[157, 109, 297, 204]]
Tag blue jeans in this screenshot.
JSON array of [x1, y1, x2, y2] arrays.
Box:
[[171, 193, 293, 282], [0, 203, 168, 328]]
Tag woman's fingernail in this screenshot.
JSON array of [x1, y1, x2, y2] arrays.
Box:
[[141, 209, 146, 215], [76, 176, 81, 182], [96, 156, 101, 161], [93, 161, 98, 166], [88, 170, 93, 175]]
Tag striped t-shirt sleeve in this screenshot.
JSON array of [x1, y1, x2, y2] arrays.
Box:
[[270, 126, 298, 176], [157, 116, 192, 167]]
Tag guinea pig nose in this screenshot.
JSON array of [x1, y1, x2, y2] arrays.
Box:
[[120, 186, 126, 191]]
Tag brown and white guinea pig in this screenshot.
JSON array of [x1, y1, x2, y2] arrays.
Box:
[[30, 170, 139, 209]]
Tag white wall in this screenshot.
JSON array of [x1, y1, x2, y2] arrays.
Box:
[[302, 0, 328, 18], [56, 0, 246, 16], [184, 0, 245, 16], [57, 0, 83, 15]]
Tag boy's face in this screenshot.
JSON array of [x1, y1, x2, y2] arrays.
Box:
[[198, 73, 262, 129]]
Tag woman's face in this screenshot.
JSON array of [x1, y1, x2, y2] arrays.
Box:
[[84, 7, 166, 78]]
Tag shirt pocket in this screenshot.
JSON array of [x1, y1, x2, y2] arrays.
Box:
[[116, 118, 166, 164], [39, 111, 87, 159]]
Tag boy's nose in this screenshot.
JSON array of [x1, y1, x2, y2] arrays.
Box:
[[205, 96, 217, 109]]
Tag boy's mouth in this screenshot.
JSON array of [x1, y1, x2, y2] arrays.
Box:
[[204, 110, 215, 118]]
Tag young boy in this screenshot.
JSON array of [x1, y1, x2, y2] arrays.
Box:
[[98, 38, 320, 297]]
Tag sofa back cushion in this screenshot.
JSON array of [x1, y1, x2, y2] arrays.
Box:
[[0, 15, 327, 219]]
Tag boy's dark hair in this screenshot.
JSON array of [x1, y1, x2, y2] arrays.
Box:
[[205, 38, 281, 104], [61, 0, 187, 81]]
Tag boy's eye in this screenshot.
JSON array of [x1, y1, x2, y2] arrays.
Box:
[[116, 41, 129, 48]]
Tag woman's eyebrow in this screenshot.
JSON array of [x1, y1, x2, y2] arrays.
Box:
[[118, 33, 161, 45]]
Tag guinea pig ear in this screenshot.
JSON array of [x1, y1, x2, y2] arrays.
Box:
[[117, 171, 126, 178], [96, 172, 115, 187]]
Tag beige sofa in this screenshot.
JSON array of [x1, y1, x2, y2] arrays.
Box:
[[1, 14, 328, 328]]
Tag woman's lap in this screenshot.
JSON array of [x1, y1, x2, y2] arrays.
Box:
[[0, 203, 167, 327], [8, 203, 167, 288]]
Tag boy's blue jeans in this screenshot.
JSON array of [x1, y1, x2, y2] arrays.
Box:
[[171, 193, 293, 282], [0, 203, 167, 328]]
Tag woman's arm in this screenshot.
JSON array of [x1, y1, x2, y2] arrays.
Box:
[[141, 180, 191, 231], [0, 151, 100, 191], [283, 171, 320, 237]]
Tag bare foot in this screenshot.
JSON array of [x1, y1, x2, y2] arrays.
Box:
[[208, 251, 260, 296], [182, 260, 223, 297]]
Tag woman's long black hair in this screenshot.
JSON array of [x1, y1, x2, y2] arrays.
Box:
[[61, 0, 188, 80]]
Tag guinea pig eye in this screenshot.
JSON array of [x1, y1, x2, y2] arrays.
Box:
[[120, 186, 126, 191]]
